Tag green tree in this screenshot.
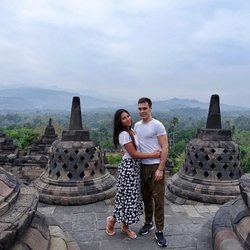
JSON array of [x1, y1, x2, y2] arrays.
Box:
[[172, 152, 185, 174], [233, 130, 250, 173], [240, 146, 250, 173], [106, 153, 122, 164], [4, 127, 39, 149]]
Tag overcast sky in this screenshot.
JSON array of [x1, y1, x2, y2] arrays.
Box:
[[0, 0, 249, 107]]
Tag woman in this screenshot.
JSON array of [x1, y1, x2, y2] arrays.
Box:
[[106, 109, 160, 239]]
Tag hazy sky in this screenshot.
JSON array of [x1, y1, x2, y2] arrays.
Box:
[[0, 1, 250, 107]]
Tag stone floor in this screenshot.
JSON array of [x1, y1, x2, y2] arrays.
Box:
[[38, 197, 220, 250]]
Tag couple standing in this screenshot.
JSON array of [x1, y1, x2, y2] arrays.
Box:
[[106, 97, 168, 247]]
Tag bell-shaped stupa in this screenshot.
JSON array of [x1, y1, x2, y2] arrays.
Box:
[[0, 167, 79, 249], [34, 96, 116, 205], [167, 94, 243, 204], [212, 174, 250, 249]]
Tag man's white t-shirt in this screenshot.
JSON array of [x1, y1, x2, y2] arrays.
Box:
[[134, 118, 166, 164], [119, 130, 139, 160]]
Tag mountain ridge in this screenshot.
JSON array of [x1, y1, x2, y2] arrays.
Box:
[[0, 87, 249, 113]]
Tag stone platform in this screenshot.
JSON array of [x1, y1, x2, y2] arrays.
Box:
[[38, 196, 220, 250]]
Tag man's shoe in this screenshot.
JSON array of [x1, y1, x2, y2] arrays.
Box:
[[139, 222, 154, 235], [155, 231, 168, 247]]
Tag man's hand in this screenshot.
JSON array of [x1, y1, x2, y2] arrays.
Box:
[[155, 169, 164, 182]]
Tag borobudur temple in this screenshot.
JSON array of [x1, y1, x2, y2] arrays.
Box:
[[166, 94, 243, 204]]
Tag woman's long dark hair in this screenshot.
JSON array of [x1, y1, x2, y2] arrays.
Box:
[[113, 109, 136, 149]]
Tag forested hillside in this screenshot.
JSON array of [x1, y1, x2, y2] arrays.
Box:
[[1, 110, 250, 173]]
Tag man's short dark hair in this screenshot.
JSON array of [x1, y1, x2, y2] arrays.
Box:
[[138, 97, 152, 108]]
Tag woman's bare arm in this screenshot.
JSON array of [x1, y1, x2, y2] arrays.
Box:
[[123, 142, 160, 159]]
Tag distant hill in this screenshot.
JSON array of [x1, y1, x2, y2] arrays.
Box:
[[152, 98, 250, 112], [0, 87, 249, 114], [126, 97, 250, 114], [0, 87, 125, 112]]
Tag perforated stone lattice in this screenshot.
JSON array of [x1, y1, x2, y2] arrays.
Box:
[[47, 146, 104, 181], [181, 140, 242, 180]]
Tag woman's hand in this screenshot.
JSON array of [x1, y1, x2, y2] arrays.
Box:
[[153, 150, 161, 158]]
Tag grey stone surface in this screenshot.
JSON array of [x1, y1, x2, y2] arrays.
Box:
[[38, 198, 219, 250]]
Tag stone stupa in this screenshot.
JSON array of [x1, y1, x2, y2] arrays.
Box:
[[29, 118, 58, 155], [34, 96, 116, 205], [0, 167, 78, 249], [166, 94, 243, 204], [212, 174, 250, 249]]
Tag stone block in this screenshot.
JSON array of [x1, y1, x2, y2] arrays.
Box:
[[218, 239, 243, 250], [20, 227, 49, 250], [49, 237, 67, 250], [0, 180, 13, 197], [237, 216, 250, 247], [214, 229, 238, 250], [0, 201, 9, 216], [240, 174, 250, 208], [30, 212, 50, 240], [49, 226, 67, 241], [0, 229, 17, 249]]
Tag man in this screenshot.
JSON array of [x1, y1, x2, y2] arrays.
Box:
[[134, 97, 168, 247]]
